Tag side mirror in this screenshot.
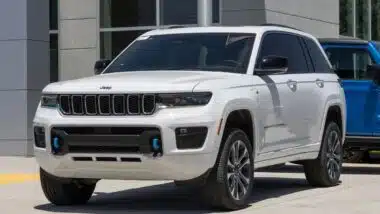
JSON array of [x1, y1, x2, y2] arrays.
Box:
[[254, 55, 288, 75], [368, 64, 380, 84], [94, 59, 111, 75]]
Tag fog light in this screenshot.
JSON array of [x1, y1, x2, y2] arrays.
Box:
[[34, 126, 46, 148]]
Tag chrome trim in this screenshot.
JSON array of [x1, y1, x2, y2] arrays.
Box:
[[84, 95, 97, 115], [142, 94, 156, 115], [127, 94, 140, 115], [112, 95, 126, 115], [59, 95, 71, 115], [98, 95, 111, 115]]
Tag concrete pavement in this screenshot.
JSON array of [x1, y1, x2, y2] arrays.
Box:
[[1, 157, 380, 214]]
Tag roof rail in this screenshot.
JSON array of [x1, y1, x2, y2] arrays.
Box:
[[260, 23, 301, 31]]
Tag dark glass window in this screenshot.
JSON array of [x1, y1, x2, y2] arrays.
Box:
[[100, 0, 156, 28], [50, 34, 59, 82], [103, 33, 256, 74], [100, 31, 148, 60], [356, 0, 370, 39], [49, 0, 58, 30], [256, 33, 309, 74], [324, 47, 374, 79], [375, 42, 380, 52], [303, 37, 332, 73], [213, 0, 220, 23], [340, 0, 354, 37], [372, 0, 380, 40], [160, 0, 198, 25]]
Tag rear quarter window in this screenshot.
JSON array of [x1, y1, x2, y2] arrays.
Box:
[[303, 38, 332, 73]]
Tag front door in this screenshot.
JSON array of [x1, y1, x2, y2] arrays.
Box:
[[254, 32, 311, 157], [323, 45, 377, 136]]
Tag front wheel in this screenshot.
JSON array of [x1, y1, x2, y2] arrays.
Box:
[[304, 121, 343, 187], [202, 128, 254, 210], [40, 168, 96, 205]]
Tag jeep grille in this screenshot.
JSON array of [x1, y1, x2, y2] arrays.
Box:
[[58, 94, 156, 116]]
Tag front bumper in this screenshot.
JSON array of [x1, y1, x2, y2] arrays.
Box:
[[33, 105, 221, 181]]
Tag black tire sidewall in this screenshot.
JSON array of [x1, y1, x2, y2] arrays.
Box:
[[320, 122, 343, 184], [217, 129, 254, 208]]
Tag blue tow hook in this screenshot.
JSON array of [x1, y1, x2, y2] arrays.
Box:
[[152, 138, 160, 151], [53, 136, 60, 152]]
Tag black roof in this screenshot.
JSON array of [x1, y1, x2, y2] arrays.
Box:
[[318, 37, 368, 45]]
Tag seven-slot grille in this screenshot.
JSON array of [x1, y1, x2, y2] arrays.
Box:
[[58, 94, 156, 116]]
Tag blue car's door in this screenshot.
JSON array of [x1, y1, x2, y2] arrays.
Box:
[[322, 44, 378, 136]]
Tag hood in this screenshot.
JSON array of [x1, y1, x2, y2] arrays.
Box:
[[43, 70, 238, 94]]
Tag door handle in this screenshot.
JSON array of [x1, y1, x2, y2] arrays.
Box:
[[316, 79, 324, 88], [287, 79, 297, 90]]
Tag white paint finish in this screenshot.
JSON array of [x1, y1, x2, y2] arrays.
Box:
[[264, 0, 339, 24], [34, 26, 346, 183], [59, 19, 97, 49], [59, 48, 97, 81], [265, 10, 339, 38], [59, 0, 97, 20]]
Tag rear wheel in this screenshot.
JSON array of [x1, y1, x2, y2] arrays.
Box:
[[202, 128, 254, 210], [40, 168, 96, 205], [304, 121, 343, 187]]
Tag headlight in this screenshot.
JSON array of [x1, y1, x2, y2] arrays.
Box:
[[156, 92, 212, 107], [40, 94, 58, 108]]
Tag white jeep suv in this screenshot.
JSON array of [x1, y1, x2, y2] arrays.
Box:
[[33, 25, 346, 210]]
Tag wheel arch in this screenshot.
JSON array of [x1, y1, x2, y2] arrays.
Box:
[[319, 101, 346, 146], [217, 100, 258, 161]]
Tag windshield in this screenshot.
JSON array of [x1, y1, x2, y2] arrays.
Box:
[[102, 33, 256, 74]]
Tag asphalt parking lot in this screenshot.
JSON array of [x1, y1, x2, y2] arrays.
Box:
[[1, 157, 380, 214]]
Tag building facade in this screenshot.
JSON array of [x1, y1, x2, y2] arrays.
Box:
[[0, 0, 377, 156]]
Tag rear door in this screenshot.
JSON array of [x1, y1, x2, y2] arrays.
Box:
[[322, 44, 376, 136], [301, 37, 340, 144]]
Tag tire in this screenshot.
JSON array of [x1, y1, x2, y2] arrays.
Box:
[[202, 128, 254, 210], [303, 121, 343, 187], [40, 168, 96, 206]]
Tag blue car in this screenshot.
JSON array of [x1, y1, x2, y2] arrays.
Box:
[[319, 38, 380, 162]]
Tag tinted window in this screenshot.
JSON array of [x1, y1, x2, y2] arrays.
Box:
[[325, 47, 374, 79], [375, 42, 380, 52], [303, 38, 332, 73], [256, 33, 309, 73], [103, 33, 255, 74]]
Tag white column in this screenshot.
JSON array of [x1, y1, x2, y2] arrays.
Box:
[[198, 0, 213, 26]]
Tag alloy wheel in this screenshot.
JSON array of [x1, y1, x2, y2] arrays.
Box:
[[226, 140, 251, 200], [326, 130, 342, 181]]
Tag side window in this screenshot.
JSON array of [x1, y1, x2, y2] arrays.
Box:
[[256, 33, 309, 74], [303, 37, 332, 73], [324, 47, 374, 79]]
